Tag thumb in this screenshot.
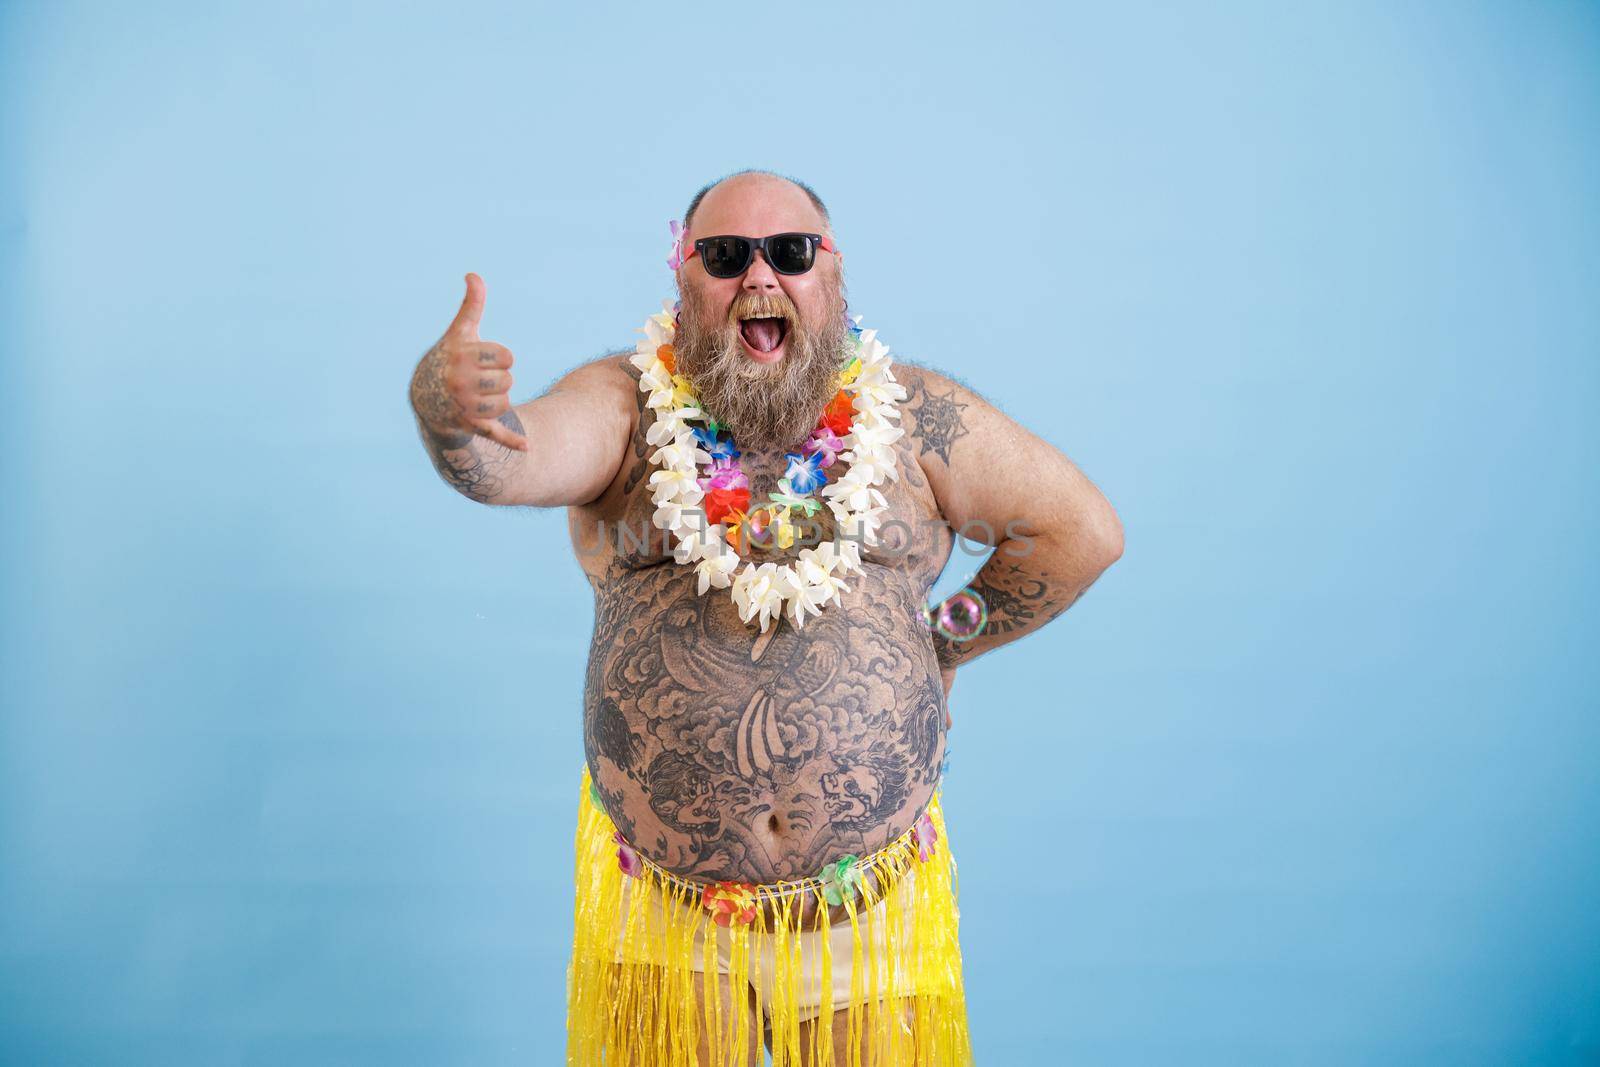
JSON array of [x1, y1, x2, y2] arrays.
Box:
[[448, 272, 486, 338]]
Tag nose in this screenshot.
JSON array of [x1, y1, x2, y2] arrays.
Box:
[[741, 247, 781, 293]]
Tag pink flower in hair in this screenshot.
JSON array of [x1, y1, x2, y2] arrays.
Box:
[[667, 219, 688, 271]]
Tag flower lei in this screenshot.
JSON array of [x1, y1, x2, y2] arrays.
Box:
[[630, 301, 907, 632]]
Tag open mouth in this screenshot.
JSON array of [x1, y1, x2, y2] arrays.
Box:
[[738, 316, 789, 355]]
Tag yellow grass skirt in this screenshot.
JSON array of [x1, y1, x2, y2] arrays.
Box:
[[567, 766, 973, 1065]]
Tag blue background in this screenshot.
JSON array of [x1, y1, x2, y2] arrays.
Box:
[[3, 1, 1598, 1063]]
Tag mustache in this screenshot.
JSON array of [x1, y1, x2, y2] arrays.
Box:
[[725, 289, 798, 326]]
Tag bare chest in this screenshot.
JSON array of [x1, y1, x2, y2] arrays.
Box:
[[567, 405, 952, 598]]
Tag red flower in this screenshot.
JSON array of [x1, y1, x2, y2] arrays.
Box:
[[703, 486, 751, 526], [701, 881, 758, 927]]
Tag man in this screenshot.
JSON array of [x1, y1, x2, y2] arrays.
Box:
[[408, 170, 1123, 1065]]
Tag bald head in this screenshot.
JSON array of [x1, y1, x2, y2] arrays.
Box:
[[682, 170, 833, 244]]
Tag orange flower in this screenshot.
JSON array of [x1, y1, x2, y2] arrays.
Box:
[[701, 881, 758, 927], [656, 343, 675, 374], [729, 505, 793, 556], [820, 389, 854, 436], [725, 512, 750, 556]]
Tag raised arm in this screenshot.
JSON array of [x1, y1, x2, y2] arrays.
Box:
[[905, 365, 1123, 673], [408, 273, 634, 508]]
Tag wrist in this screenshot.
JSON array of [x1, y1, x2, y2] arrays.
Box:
[[413, 408, 474, 451]]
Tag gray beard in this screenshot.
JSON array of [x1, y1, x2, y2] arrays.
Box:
[[673, 291, 850, 454]]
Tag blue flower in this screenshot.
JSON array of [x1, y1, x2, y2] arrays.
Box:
[[693, 426, 739, 463], [783, 450, 827, 495]]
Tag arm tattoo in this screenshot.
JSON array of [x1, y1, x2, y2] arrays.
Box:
[[902, 375, 970, 464], [410, 340, 526, 502], [415, 409, 526, 502], [929, 557, 1081, 670]]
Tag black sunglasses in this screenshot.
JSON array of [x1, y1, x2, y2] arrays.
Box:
[[687, 232, 841, 279]]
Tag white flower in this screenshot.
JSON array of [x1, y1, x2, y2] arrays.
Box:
[[697, 521, 727, 550], [831, 498, 889, 544], [853, 382, 906, 409], [653, 497, 699, 529], [646, 389, 687, 416], [821, 472, 888, 514], [637, 360, 674, 392], [649, 468, 703, 507], [789, 550, 852, 628], [639, 305, 674, 348], [732, 562, 788, 633], [844, 512, 885, 546], [667, 515, 728, 564], [653, 501, 692, 532], [787, 587, 824, 630], [836, 534, 863, 570], [694, 548, 741, 593], [849, 422, 904, 451], [850, 403, 900, 431], [647, 409, 704, 446], [845, 449, 899, 486], [806, 541, 847, 573], [649, 439, 709, 471]]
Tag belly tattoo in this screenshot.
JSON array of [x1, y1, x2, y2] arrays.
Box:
[[583, 565, 947, 883]]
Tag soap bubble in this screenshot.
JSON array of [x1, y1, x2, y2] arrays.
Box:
[[933, 587, 986, 642]]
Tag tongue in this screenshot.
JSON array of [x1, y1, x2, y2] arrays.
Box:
[[740, 317, 784, 354]]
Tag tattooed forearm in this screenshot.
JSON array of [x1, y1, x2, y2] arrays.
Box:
[[929, 550, 1088, 671], [414, 409, 527, 502]]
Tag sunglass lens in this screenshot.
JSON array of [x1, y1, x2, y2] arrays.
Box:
[[701, 237, 750, 278], [767, 234, 814, 274]]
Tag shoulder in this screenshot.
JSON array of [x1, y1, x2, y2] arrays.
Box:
[[891, 359, 998, 471], [539, 349, 642, 418], [894, 359, 997, 415], [549, 349, 639, 391]]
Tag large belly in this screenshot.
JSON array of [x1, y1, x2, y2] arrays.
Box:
[[583, 561, 947, 884]]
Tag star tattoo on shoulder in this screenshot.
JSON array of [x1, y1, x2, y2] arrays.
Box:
[[906, 377, 971, 464]]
